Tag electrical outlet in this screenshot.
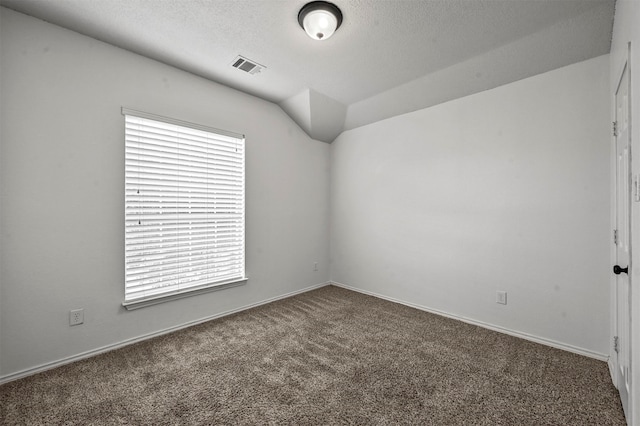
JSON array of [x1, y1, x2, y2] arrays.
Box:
[[314, 262, 318, 271], [70, 309, 84, 326], [496, 291, 507, 305]]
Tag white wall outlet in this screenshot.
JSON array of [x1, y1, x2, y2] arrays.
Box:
[[313, 262, 318, 271], [496, 291, 507, 305], [70, 308, 84, 326]]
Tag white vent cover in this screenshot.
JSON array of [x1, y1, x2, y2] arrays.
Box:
[[231, 55, 265, 75]]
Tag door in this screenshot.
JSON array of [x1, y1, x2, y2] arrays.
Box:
[[614, 59, 631, 421]]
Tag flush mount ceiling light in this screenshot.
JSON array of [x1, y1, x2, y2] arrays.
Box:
[[298, 1, 343, 41]]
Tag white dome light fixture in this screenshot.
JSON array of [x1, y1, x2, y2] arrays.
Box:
[[298, 1, 343, 41]]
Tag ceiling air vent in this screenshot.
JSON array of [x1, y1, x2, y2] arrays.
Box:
[[231, 56, 265, 75]]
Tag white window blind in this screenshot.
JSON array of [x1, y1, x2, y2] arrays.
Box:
[[123, 109, 245, 306]]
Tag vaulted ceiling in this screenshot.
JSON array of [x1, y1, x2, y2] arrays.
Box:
[[0, 0, 615, 142]]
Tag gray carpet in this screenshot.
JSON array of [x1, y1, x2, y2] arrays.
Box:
[[0, 285, 626, 425]]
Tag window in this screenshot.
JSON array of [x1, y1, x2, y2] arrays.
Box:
[[123, 108, 246, 309]]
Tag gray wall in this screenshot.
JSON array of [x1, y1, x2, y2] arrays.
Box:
[[0, 8, 331, 378], [331, 55, 611, 357]]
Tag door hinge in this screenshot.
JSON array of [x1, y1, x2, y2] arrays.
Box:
[[614, 229, 618, 245], [614, 336, 619, 353], [613, 121, 618, 137]]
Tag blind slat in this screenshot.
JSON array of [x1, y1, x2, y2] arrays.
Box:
[[126, 256, 244, 281]]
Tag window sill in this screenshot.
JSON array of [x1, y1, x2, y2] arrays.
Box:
[[122, 278, 248, 311]]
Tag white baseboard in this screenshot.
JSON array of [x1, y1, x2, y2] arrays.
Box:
[[330, 281, 609, 362], [0, 281, 331, 385]]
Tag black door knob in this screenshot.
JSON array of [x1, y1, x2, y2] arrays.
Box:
[[613, 265, 629, 275]]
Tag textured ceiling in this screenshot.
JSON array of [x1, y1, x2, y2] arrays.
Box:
[[0, 0, 615, 142]]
